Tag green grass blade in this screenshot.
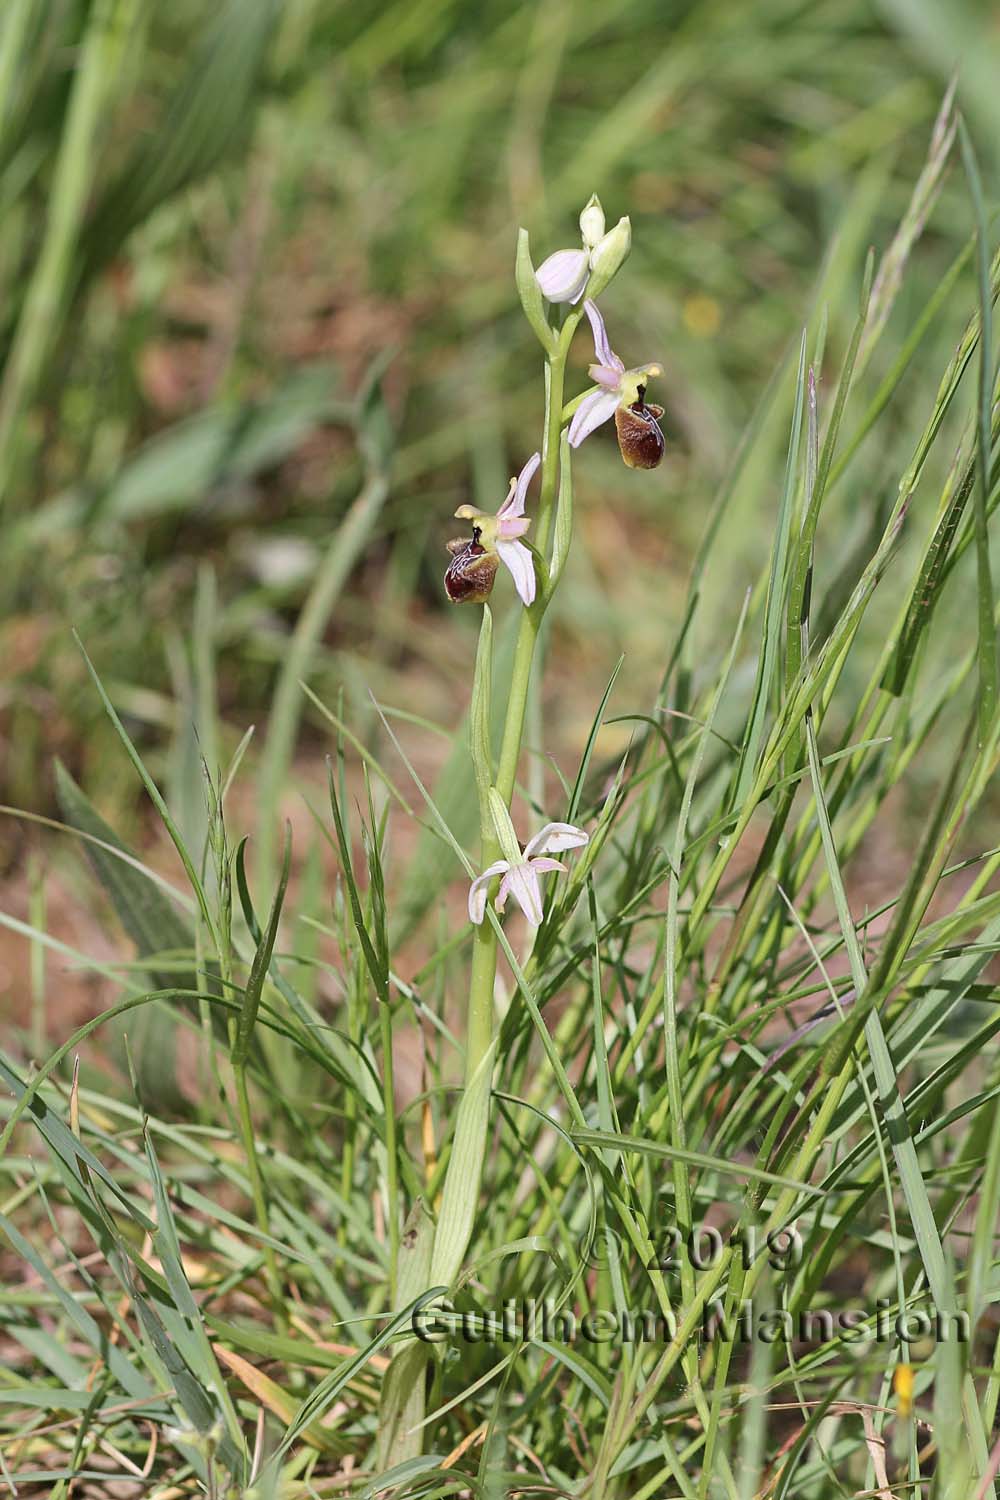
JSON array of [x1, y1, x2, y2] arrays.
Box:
[[0, 0, 141, 510], [729, 331, 807, 809], [804, 711, 994, 1488], [957, 116, 998, 746], [232, 826, 291, 1068], [74, 633, 220, 950]]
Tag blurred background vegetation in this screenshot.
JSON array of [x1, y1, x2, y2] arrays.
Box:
[[5, 4, 1000, 1487], [2, 0, 999, 953]]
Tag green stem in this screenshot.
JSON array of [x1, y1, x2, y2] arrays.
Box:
[[444, 307, 582, 1241], [496, 356, 567, 801], [380, 997, 400, 1300], [379, 304, 583, 1466], [233, 1063, 285, 1327]]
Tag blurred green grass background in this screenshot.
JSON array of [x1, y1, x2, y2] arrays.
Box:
[[1, 0, 997, 832]]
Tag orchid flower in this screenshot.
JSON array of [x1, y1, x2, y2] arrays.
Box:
[[468, 793, 589, 928], [445, 451, 541, 606], [535, 196, 631, 305], [568, 300, 665, 468]]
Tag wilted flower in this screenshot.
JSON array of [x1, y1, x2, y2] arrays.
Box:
[[445, 451, 541, 607], [568, 300, 665, 468], [468, 809, 589, 928], [535, 196, 632, 305]]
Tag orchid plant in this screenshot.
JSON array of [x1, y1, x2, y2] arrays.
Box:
[[381, 193, 663, 1463]]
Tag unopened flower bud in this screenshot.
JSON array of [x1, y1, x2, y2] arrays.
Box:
[[579, 194, 606, 251], [535, 248, 590, 304], [586, 216, 631, 298]]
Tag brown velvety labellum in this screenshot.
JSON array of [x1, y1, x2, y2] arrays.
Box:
[[615, 401, 665, 469], [444, 540, 498, 604]]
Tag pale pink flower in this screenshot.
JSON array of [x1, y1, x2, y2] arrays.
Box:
[[568, 300, 663, 452], [447, 451, 541, 606], [468, 820, 589, 928]]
